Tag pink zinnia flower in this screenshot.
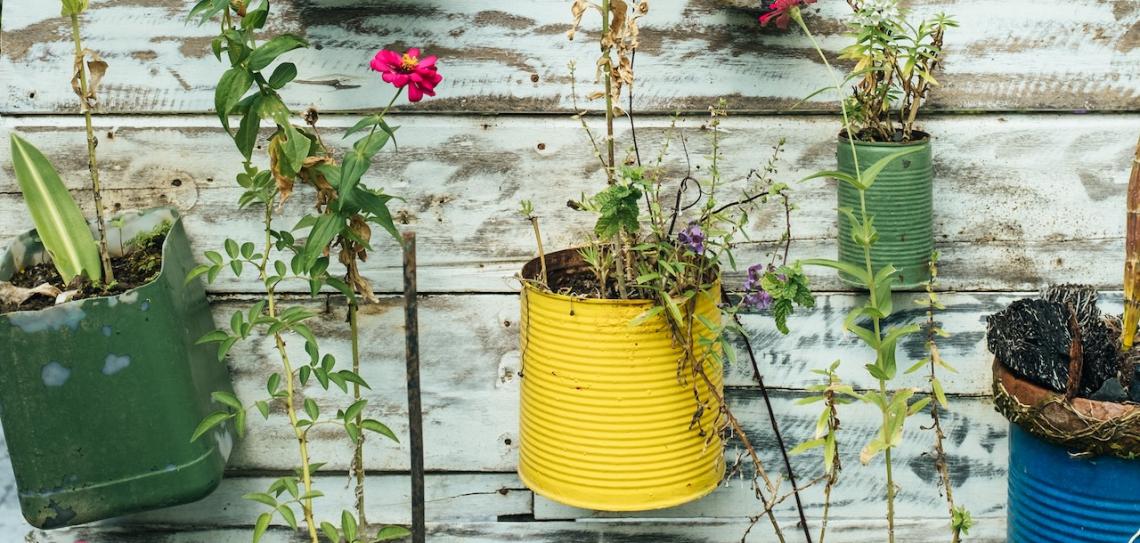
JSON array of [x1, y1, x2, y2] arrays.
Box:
[[759, 0, 816, 30], [369, 48, 443, 102]]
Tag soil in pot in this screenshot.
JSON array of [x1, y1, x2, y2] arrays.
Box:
[[1, 223, 169, 313]]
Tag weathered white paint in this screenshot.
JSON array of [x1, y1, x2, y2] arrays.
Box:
[[0, 114, 1132, 292], [2, 0, 1131, 539], [3, 0, 1140, 114]]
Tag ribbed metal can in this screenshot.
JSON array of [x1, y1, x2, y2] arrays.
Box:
[[1008, 423, 1140, 542], [517, 252, 725, 511], [836, 135, 934, 289]]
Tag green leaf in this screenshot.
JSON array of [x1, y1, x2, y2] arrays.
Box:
[[847, 323, 880, 348], [190, 411, 231, 442], [234, 98, 262, 160], [211, 391, 242, 410], [662, 293, 684, 328], [904, 357, 929, 374], [344, 399, 367, 421], [283, 476, 300, 498], [352, 187, 401, 244], [9, 134, 103, 284], [361, 419, 399, 442], [247, 34, 308, 72], [303, 398, 319, 420], [789, 438, 825, 455], [908, 396, 932, 416], [299, 213, 344, 271], [252, 512, 271, 543], [242, 1, 269, 30], [858, 147, 924, 189], [932, 377, 948, 408], [341, 510, 358, 542], [186, 264, 212, 285], [215, 68, 253, 132], [243, 492, 278, 507], [280, 124, 312, 176], [340, 131, 392, 193], [321, 522, 340, 543], [196, 329, 231, 345], [276, 504, 298, 530], [376, 526, 413, 541], [345, 421, 361, 443], [629, 306, 664, 327], [799, 169, 863, 190], [801, 258, 871, 285], [266, 62, 297, 89]]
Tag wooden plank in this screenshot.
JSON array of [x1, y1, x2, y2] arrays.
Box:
[[20, 519, 1007, 543], [119, 473, 530, 527], [210, 294, 1014, 523], [214, 291, 1075, 400], [0, 292, 1008, 507], [0, 114, 1131, 293], [4, 0, 1140, 114]]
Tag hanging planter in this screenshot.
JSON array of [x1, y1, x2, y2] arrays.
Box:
[[517, 250, 725, 511], [0, 208, 235, 529], [983, 133, 1140, 543], [836, 132, 934, 289], [993, 361, 1140, 543]]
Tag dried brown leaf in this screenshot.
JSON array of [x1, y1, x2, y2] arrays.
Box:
[[0, 282, 61, 307], [71, 49, 107, 111]]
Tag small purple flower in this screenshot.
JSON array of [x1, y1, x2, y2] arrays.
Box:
[[742, 263, 775, 310], [678, 222, 706, 254], [743, 263, 767, 291], [743, 290, 773, 311]]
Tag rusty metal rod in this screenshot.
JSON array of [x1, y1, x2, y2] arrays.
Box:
[[403, 232, 426, 543]]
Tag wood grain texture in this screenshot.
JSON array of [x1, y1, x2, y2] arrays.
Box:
[[0, 291, 1009, 537], [4, 0, 1140, 114], [6, 0, 1130, 538], [0, 114, 1131, 293], [197, 294, 1010, 522]]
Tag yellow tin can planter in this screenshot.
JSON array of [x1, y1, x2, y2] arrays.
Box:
[[517, 250, 725, 511]]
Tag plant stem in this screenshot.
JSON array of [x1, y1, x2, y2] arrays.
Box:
[[350, 302, 367, 527], [260, 204, 319, 543], [529, 217, 549, 287], [613, 236, 628, 298], [601, 0, 616, 184], [69, 14, 114, 285], [795, 10, 895, 541], [1122, 132, 1140, 350]]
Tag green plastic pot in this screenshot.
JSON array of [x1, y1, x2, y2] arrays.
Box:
[[836, 134, 934, 289], [0, 207, 235, 529]]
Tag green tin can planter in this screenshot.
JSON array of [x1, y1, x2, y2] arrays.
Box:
[[0, 207, 235, 529], [836, 133, 934, 289]]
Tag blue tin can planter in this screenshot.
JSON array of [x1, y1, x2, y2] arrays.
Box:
[[995, 361, 1140, 543], [1008, 424, 1140, 542]]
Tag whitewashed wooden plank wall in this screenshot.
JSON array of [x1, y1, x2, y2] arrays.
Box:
[[2, 0, 1138, 541]]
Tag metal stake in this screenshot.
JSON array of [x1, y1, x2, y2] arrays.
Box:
[[403, 232, 426, 543]]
